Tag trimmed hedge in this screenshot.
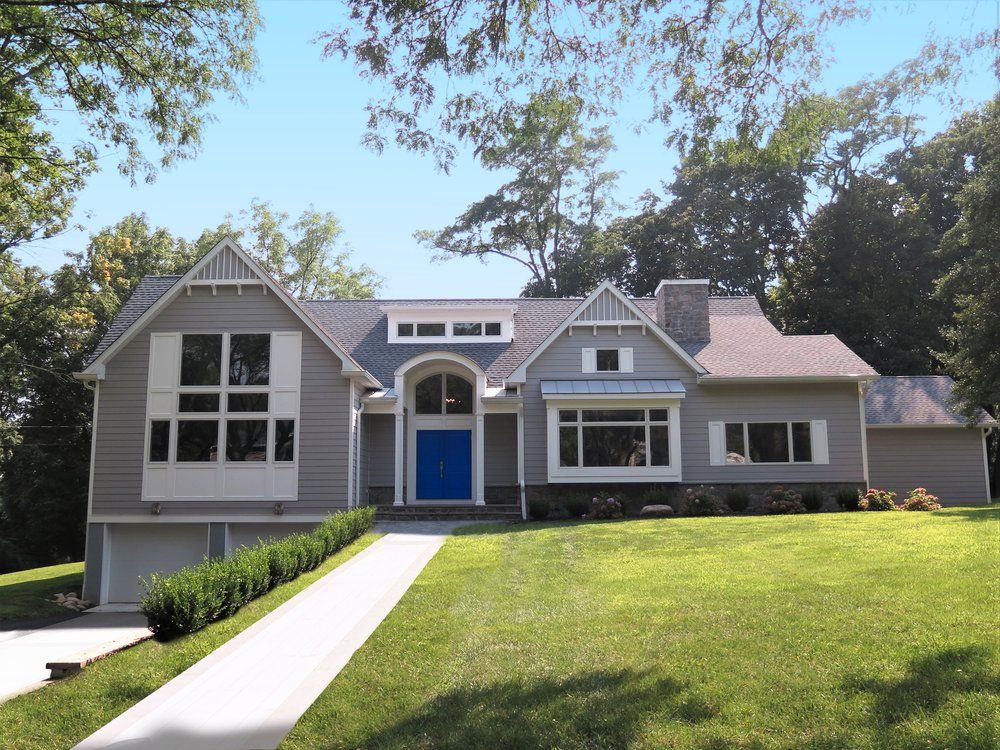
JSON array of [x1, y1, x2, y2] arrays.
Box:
[[140, 507, 375, 640]]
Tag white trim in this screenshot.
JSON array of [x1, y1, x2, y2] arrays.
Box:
[[982, 428, 992, 503], [508, 280, 707, 383], [347, 379, 356, 508], [545, 400, 682, 483], [78, 237, 380, 387], [516, 403, 526, 520], [385, 306, 515, 344], [99, 523, 110, 605], [81, 382, 100, 601], [393, 410, 404, 506], [858, 383, 870, 487]]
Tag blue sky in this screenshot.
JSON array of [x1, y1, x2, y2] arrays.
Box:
[[15, 1, 999, 297]]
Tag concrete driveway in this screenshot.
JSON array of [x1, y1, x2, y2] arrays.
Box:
[[0, 612, 150, 702], [73, 525, 456, 750]]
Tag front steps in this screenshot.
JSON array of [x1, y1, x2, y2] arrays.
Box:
[[374, 503, 522, 521]]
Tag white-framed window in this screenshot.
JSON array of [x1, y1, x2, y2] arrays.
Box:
[[708, 420, 829, 466], [143, 331, 301, 501], [385, 307, 515, 343], [546, 400, 682, 482], [582, 347, 633, 374]]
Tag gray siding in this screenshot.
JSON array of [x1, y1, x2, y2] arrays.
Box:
[[523, 329, 865, 485], [867, 427, 989, 505], [92, 286, 351, 518], [364, 413, 396, 488], [484, 413, 518, 485]]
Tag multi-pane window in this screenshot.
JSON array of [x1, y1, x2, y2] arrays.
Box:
[[414, 373, 474, 415], [724, 421, 812, 464], [396, 321, 503, 338], [595, 349, 620, 372], [558, 409, 671, 468], [152, 333, 295, 465]]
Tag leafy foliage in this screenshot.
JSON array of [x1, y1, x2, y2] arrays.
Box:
[[761, 486, 806, 514], [585, 494, 623, 520], [680, 485, 726, 517], [899, 488, 942, 512], [321, 0, 871, 168], [140, 507, 374, 640], [0, 0, 260, 255], [417, 91, 618, 297], [859, 489, 898, 512]]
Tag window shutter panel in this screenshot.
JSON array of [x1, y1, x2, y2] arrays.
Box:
[[810, 420, 829, 464], [582, 348, 596, 373], [708, 422, 726, 466], [149, 333, 180, 389], [619, 347, 634, 373], [271, 332, 302, 388]]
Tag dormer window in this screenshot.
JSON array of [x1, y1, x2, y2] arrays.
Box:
[[385, 306, 516, 343]]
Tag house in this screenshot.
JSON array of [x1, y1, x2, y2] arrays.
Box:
[[74, 239, 996, 603]]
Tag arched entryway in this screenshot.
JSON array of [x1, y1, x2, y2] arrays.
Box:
[[393, 352, 488, 506], [411, 372, 474, 500]]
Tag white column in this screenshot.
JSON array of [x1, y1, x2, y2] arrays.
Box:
[[475, 411, 486, 506], [393, 409, 405, 506], [516, 404, 526, 520]]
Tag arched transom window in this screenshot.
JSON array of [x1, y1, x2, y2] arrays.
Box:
[[414, 373, 473, 415]]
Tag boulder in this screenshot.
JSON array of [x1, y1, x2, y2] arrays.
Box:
[[640, 504, 674, 518]]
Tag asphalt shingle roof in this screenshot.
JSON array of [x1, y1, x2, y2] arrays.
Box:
[[865, 376, 995, 426], [86, 277, 880, 384]]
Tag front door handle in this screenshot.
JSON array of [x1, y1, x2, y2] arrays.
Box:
[[439, 460, 444, 479]]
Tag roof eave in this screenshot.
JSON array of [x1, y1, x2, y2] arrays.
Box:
[[697, 374, 879, 385]]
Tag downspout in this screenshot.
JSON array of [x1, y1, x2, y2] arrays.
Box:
[[858, 381, 871, 489]]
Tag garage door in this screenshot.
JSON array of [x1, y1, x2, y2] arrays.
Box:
[[106, 524, 209, 603], [227, 523, 317, 552]]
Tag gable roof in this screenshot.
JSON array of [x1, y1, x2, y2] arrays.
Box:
[[865, 376, 996, 426], [78, 237, 379, 386], [85, 268, 881, 386], [507, 281, 707, 383]]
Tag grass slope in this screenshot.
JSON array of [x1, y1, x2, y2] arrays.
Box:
[[0, 533, 381, 749], [283, 508, 999, 750], [0, 562, 84, 622]]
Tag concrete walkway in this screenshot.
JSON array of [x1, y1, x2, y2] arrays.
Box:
[[0, 612, 150, 702], [74, 527, 452, 750]]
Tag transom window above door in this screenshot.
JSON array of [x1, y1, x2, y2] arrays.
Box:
[[414, 373, 473, 415]]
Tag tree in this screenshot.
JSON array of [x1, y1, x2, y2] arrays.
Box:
[[773, 176, 944, 375], [417, 91, 619, 297], [232, 202, 382, 300], [321, 0, 874, 169], [935, 97, 1000, 494], [0, 0, 260, 255]]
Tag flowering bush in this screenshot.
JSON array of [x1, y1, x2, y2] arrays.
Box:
[[586, 494, 624, 520], [900, 487, 942, 511], [680, 485, 727, 516], [762, 486, 806, 514], [858, 488, 898, 511]]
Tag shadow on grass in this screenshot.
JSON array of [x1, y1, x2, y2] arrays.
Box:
[[356, 668, 718, 749], [843, 646, 1000, 726], [0, 570, 83, 625], [935, 506, 1000, 523]]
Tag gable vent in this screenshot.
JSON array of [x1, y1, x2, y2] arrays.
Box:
[[193, 246, 258, 281], [575, 288, 640, 323]]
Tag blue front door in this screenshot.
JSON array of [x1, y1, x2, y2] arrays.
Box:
[[416, 429, 472, 500]]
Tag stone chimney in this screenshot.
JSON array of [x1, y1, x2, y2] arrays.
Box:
[[655, 279, 710, 342]]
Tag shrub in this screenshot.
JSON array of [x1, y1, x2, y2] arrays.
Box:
[[800, 488, 826, 512], [140, 506, 375, 640], [900, 487, 942, 511], [562, 493, 591, 518], [835, 487, 861, 511], [528, 496, 550, 520], [586, 493, 624, 520], [859, 488, 898, 511], [762, 486, 806, 514], [724, 488, 751, 513], [681, 485, 727, 516]]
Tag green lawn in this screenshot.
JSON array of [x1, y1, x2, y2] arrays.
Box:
[[0, 562, 84, 622], [282, 507, 999, 750], [0, 533, 381, 749]]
